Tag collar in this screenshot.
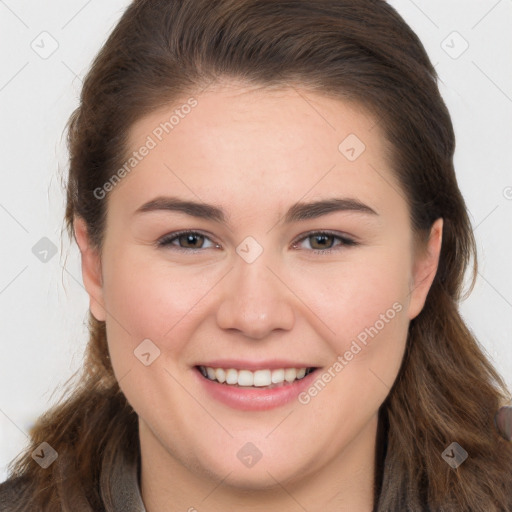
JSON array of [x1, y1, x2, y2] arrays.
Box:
[[99, 444, 147, 512]]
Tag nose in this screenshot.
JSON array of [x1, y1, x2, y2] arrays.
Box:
[[215, 252, 295, 339]]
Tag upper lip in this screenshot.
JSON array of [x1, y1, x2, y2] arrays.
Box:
[[195, 359, 318, 371]]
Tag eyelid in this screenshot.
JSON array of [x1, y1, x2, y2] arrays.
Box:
[[156, 229, 219, 250], [157, 229, 358, 253], [291, 229, 358, 250]]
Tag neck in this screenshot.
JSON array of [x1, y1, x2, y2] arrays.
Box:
[[139, 414, 379, 512]]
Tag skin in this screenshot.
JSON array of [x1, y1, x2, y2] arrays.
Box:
[[75, 80, 442, 512]]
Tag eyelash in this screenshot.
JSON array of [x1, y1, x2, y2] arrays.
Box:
[[156, 230, 358, 254]]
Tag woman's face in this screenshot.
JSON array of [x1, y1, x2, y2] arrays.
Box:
[[76, 81, 441, 491]]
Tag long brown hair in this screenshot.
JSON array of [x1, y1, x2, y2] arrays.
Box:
[[6, 1, 512, 510]]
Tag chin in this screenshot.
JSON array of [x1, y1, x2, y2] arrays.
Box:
[[217, 466, 301, 492], [192, 449, 313, 492]]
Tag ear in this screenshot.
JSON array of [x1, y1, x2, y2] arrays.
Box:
[[407, 218, 443, 320], [73, 217, 106, 322]]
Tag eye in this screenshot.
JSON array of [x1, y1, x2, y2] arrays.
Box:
[[157, 230, 219, 251], [156, 229, 358, 253], [291, 231, 358, 252]]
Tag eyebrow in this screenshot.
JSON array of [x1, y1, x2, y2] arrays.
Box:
[[134, 196, 378, 225]]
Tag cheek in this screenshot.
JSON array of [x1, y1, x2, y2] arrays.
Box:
[[294, 247, 412, 344], [292, 247, 412, 401], [100, 251, 218, 419], [101, 250, 223, 359]]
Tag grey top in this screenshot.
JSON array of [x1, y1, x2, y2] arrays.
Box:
[[0, 448, 146, 512]]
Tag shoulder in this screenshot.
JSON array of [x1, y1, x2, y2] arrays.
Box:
[[0, 476, 33, 512]]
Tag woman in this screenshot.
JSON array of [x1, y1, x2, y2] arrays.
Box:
[[1, 0, 511, 510]]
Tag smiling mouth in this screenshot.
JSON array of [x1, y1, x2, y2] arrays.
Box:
[[196, 365, 317, 389]]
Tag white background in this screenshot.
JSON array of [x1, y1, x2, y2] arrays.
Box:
[[0, 0, 511, 480]]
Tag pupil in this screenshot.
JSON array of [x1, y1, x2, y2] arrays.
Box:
[[312, 234, 332, 249], [182, 234, 202, 248]]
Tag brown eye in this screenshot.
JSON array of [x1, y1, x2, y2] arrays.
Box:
[[292, 231, 358, 253], [309, 233, 336, 250], [157, 231, 218, 251], [177, 233, 205, 249]]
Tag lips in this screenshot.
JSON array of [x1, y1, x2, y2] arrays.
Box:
[[194, 363, 320, 411]]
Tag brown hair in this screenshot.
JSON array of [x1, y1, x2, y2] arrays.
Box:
[[6, 0, 512, 510]]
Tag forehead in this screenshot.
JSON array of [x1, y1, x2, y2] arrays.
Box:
[[129, 81, 385, 157], [111, 82, 403, 222]]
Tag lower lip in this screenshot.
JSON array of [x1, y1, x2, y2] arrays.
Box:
[[194, 367, 319, 411]]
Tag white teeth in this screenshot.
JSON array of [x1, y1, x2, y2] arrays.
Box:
[[225, 368, 238, 385], [199, 366, 312, 387], [271, 369, 285, 383], [238, 370, 254, 386], [215, 368, 226, 383], [284, 368, 297, 382], [253, 369, 271, 387]]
